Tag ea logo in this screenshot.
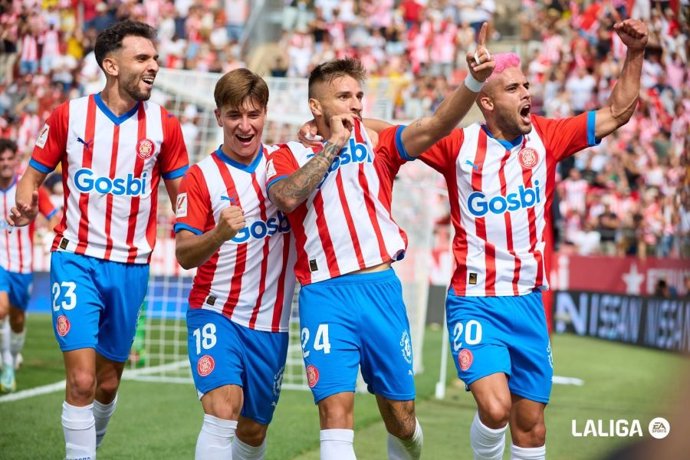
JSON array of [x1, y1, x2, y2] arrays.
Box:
[[518, 147, 538, 169], [197, 355, 215, 377], [648, 417, 670, 439], [136, 138, 156, 160]]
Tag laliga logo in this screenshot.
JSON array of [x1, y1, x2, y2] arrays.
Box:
[[468, 180, 541, 217], [74, 168, 148, 196], [571, 417, 670, 439], [230, 211, 290, 243]]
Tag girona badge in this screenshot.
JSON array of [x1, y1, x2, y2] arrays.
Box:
[[518, 147, 538, 169], [197, 355, 215, 377], [458, 349, 473, 371], [136, 138, 156, 160], [306, 365, 319, 388], [56, 315, 71, 337]]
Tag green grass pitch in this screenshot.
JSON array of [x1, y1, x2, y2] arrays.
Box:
[[0, 314, 686, 459]]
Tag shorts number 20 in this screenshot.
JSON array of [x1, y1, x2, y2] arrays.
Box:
[[452, 320, 483, 352]]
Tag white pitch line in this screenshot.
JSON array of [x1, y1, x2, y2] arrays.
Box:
[[553, 375, 585, 386], [0, 360, 191, 404], [0, 380, 66, 403]]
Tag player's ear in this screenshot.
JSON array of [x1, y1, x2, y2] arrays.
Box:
[[214, 108, 222, 127], [308, 98, 322, 118], [102, 55, 118, 78], [478, 93, 493, 112]]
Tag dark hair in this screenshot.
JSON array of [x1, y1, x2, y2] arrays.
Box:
[[94, 20, 157, 70], [308, 58, 367, 99], [0, 138, 17, 154], [214, 68, 269, 110]]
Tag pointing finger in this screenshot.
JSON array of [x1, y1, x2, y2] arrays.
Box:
[[477, 22, 488, 48]]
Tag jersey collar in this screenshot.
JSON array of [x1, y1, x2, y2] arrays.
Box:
[[94, 93, 140, 126], [214, 144, 264, 173], [481, 125, 524, 151], [0, 175, 18, 192]]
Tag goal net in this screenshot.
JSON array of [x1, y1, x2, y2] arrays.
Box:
[[125, 69, 436, 388]]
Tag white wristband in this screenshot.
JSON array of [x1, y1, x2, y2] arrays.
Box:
[[464, 74, 484, 93]]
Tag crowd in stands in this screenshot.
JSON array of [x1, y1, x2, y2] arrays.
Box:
[[0, 0, 688, 259]]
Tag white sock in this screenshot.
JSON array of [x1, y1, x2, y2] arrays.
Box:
[[93, 393, 118, 447], [10, 329, 25, 367], [387, 418, 423, 459], [470, 412, 507, 460], [1, 319, 11, 367], [62, 401, 96, 460], [232, 436, 266, 460], [320, 429, 356, 460], [195, 414, 237, 459], [511, 444, 546, 460]]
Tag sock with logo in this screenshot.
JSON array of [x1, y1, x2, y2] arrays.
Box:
[[62, 401, 96, 460], [470, 411, 507, 460], [320, 429, 356, 460], [232, 436, 266, 459], [195, 414, 236, 459], [511, 444, 545, 460], [387, 418, 423, 459], [93, 393, 118, 448]]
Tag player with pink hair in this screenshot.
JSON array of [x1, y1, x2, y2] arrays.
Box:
[[416, 20, 648, 460], [362, 18, 648, 460]]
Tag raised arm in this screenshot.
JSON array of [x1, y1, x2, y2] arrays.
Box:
[[8, 166, 47, 227], [269, 113, 353, 213], [594, 19, 648, 140], [400, 22, 495, 158]]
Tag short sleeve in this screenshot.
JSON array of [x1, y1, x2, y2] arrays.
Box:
[[159, 110, 190, 180], [174, 165, 211, 235], [265, 144, 301, 193], [531, 112, 597, 162], [419, 128, 464, 173], [30, 102, 69, 174], [37, 186, 57, 219]]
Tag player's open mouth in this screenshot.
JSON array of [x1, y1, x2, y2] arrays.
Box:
[[236, 134, 254, 144], [142, 76, 155, 88], [519, 104, 531, 123]]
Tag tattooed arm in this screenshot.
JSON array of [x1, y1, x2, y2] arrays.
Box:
[[269, 114, 354, 213]]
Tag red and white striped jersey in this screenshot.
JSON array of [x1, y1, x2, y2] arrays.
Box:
[[421, 112, 598, 297], [30, 94, 189, 264], [175, 146, 296, 333], [1, 178, 57, 274], [266, 121, 410, 285]]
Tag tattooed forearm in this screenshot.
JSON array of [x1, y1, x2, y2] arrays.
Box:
[[270, 141, 344, 212]]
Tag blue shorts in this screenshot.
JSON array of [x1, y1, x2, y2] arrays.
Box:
[[299, 269, 415, 404], [446, 290, 553, 404], [50, 251, 149, 362], [187, 308, 289, 425], [0, 266, 33, 310]]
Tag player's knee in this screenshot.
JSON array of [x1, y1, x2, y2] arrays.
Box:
[[318, 400, 353, 428], [479, 399, 511, 428], [96, 376, 121, 400], [9, 312, 24, 331], [236, 421, 268, 446], [67, 370, 96, 402], [513, 421, 546, 447]]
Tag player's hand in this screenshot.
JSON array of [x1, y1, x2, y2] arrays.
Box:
[[613, 19, 648, 51], [8, 191, 39, 227], [466, 22, 495, 82], [298, 119, 323, 147], [216, 205, 245, 241], [327, 113, 355, 147]]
